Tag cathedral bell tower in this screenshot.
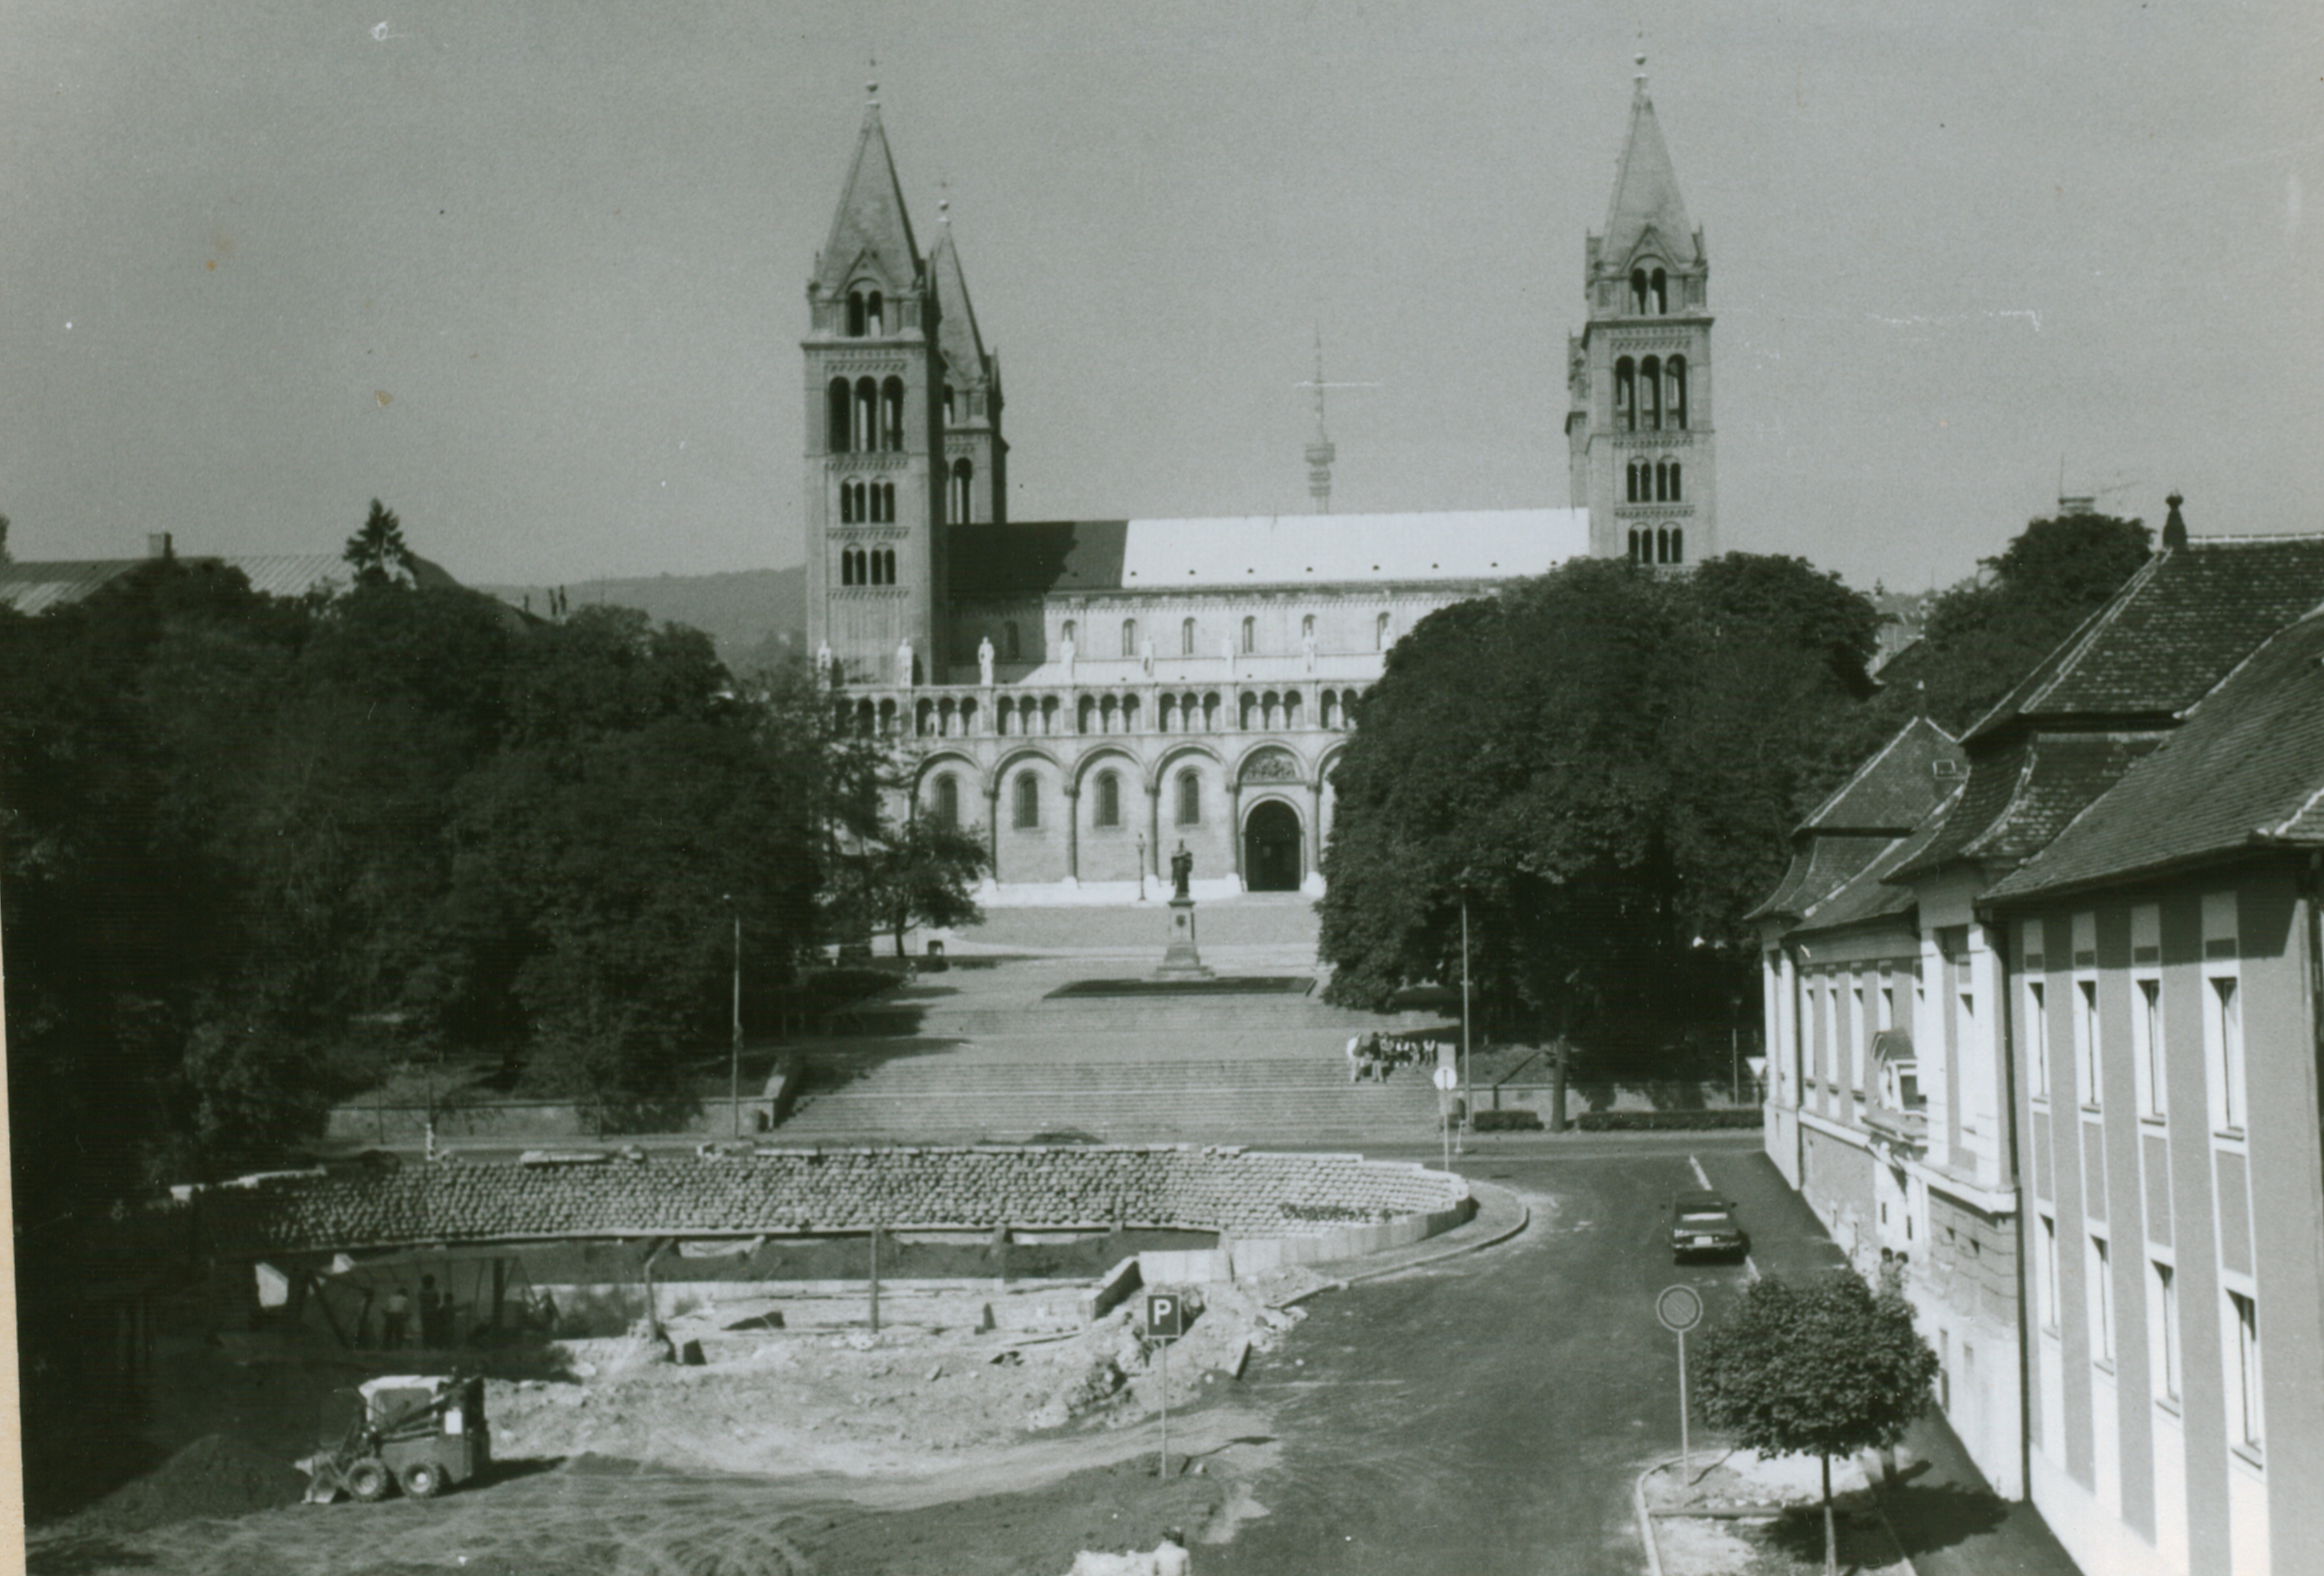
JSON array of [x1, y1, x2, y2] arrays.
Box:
[[1568, 59, 1716, 567], [804, 85, 948, 685]]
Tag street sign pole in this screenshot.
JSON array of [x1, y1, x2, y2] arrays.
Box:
[[1655, 1285, 1705, 1489], [1432, 1064, 1457, 1173], [1147, 1291, 1184, 1478]]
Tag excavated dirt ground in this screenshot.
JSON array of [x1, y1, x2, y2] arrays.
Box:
[[28, 1268, 1329, 1576]]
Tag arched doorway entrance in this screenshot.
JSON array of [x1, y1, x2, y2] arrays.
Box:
[[1243, 800, 1303, 892]]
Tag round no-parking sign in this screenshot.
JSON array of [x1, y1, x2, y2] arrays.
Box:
[[1432, 1065, 1457, 1093], [1655, 1284, 1703, 1334]]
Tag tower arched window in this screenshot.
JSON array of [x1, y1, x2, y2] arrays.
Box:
[[866, 290, 884, 336], [827, 379, 851, 451], [880, 377, 906, 452], [1181, 617, 1196, 657], [1640, 356, 1663, 431], [882, 548, 897, 585], [1095, 771, 1121, 828], [841, 481, 858, 524], [1669, 527, 1684, 564], [1121, 619, 1138, 658], [1625, 459, 1645, 503], [1374, 611, 1391, 650], [1062, 619, 1076, 647], [942, 384, 956, 427], [1667, 461, 1682, 501], [1013, 773, 1039, 829], [1666, 357, 1687, 430], [840, 547, 855, 586], [1175, 769, 1201, 827], [1651, 267, 1668, 315], [855, 379, 878, 453], [1656, 527, 1670, 564], [847, 290, 868, 337], [1628, 528, 1643, 564], [950, 458, 973, 524], [1301, 614, 1316, 640], [932, 774, 959, 829], [1241, 616, 1256, 655], [1615, 358, 1637, 432], [1004, 621, 1020, 660], [1629, 269, 1649, 315]]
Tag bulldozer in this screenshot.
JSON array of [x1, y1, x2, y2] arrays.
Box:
[[304, 1374, 490, 1503]]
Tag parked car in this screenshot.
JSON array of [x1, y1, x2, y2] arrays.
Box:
[[1668, 1189, 1747, 1261]]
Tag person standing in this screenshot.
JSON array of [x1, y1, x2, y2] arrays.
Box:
[[382, 1285, 411, 1351], [1153, 1529, 1190, 1576]]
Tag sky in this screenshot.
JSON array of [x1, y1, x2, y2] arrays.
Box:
[[4, 1, 2320, 595]]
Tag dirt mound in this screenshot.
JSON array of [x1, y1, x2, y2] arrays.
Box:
[[73, 1433, 308, 1533]]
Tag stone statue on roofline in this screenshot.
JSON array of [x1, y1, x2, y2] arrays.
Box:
[[896, 637, 914, 689], [977, 635, 995, 686]]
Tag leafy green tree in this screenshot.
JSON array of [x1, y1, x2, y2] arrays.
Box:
[[1693, 1271, 1938, 1576], [833, 816, 992, 957], [1318, 555, 1878, 1052], [343, 498, 418, 587], [1878, 511, 2150, 735], [0, 511, 12, 564]]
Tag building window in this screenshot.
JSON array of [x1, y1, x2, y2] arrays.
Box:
[[1012, 773, 1039, 830], [2134, 977, 2165, 1120], [847, 289, 869, 337], [1179, 617, 1196, 657], [1121, 619, 1138, 658], [2038, 1215, 2060, 1334], [1615, 357, 1636, 431], [880, 377, 906, 453], [942, 383, 955, 426], [1301, 613, 1315, 641], [2229, 1289, 2262, 1451], [2207, 976, 2245, 1134], [2073, 977, 2100, 1108], [2089, 1235, 2114, 1369], [1374, 611, 1391, 650], [1640, 356, 1663, 430], [2151, 1261, 2180, 1406], [1094, 771, 1121, 828], [828, 379, 852, 450], [1062, 619, 1076, 647], [932, 774, 959, 829], [1629, 269, 1650, 315], [2026, 979, 2049, 1101], [1651, 266, 1668, 314], [1667, 356, 1689, 429], [1174, 769, 1200, 827], [950, 458, 973, 524]]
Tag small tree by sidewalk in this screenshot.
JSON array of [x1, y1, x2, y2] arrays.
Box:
[[1693, 1270, 1938, 1576]]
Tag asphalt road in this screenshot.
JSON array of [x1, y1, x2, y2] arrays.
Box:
[[1196, 1133, 1834, 1576]]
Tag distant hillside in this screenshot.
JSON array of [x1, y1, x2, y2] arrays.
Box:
[[482, 567, 805, 673]]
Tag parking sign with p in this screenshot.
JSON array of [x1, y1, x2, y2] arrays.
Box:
[[1145, 1291, 1183, 1341]]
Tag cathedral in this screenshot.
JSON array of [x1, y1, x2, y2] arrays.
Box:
[[805, 63, 1717, 899]]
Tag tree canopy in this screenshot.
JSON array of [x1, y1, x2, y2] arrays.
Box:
[[1, 529, 899, 1223], [343, 497, 419, 587], [1316, 554, 1879, 1049], [1693, 1271, 1938, 1575], [1875, 509, 2151, 736]]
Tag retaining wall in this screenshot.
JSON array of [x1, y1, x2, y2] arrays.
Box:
[[192, 1145, 1469, 1259]]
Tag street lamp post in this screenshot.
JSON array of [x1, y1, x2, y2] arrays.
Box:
[[1459, 891, 1473, 1155], [1136, 832, 1147, 903], [725, 896, 743, 1139]]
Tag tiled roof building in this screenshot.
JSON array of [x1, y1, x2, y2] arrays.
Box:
[[1754, 509, 2324, 1562]]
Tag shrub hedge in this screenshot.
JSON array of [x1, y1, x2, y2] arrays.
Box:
[[1471, 1109, 1544, 1131], [1574, 1108, 1761, 1132]]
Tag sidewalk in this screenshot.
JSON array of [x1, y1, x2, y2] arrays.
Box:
[[1877, 1410, 2081, 1576], [1727, 1148, 2083, 1576]]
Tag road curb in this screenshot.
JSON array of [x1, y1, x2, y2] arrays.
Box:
[[1334, 1181, 1532, 1286]]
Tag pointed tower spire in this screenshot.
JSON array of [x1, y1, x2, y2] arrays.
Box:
[[813, 81, 922, 301], [928, 199, 1007, 525], [1602, 56, 1699, 267]]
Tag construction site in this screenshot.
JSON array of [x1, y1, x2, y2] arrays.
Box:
[[24, 899, 1545, 1576]]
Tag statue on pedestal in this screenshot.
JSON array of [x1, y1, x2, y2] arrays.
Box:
[[1170, 841, 1193, 901], [977, 636, 995, 687]]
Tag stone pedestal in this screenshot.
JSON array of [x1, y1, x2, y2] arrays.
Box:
[[1155, 896, 1213, 979]]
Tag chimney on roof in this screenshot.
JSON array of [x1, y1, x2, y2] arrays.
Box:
[[146, 532, 173, 560], [2162, 493, 2187, 550]]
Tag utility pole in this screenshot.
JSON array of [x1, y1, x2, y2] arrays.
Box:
[[727, 897, 744, 1138]]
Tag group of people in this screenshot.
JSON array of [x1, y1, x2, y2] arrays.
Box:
[[1343, 1031, 1444, 1083], [374, 1275, 454, 1351]]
